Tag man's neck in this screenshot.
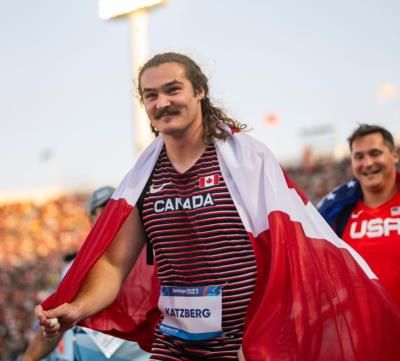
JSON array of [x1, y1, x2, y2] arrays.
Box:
[[362, 179, 399, 208], [163, 124, 208, 174]]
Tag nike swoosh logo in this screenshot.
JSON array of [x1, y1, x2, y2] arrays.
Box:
[[149, 182, 172, 194], [351, 210, 363, 219]]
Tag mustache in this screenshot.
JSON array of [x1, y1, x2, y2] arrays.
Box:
[[155, 106, 180, 119]]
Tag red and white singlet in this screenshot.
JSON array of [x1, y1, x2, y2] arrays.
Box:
[[141, 145, 257, 360]]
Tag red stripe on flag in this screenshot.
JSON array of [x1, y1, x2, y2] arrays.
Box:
[[243, 210, 400, 360], [282, 168, 309, 205], [42, 198, 160, 351]]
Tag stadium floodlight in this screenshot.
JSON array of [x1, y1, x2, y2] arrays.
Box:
[[99, 0, 167, 153], [99, 0, 165, 20]]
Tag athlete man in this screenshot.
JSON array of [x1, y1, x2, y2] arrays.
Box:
[[319, 124, 400, 309], [36, 53, 400, 360]]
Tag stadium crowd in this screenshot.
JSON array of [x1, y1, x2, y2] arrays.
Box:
[[0, 195, 90, 360], [285, 156, 353, 204], [0, 149, 398, 360]]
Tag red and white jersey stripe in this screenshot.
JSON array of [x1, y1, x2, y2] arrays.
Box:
[[142, 145, 257, 360]]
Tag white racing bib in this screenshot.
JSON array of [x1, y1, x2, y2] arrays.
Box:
[[158, 285, 223, 341]]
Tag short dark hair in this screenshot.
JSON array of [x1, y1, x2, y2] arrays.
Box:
[[348, 124, 395, 151], [137, 52, 246, 144]]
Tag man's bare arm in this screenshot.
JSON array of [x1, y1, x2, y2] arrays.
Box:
[[21, 330, 63, 361], [36, 208, 146, 336], [238, 345, 246, 361]]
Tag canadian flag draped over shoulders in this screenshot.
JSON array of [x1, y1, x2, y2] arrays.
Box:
[[42, 129, 400, 360]]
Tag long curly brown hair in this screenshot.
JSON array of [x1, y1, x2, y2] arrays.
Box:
[[137, 52, 247, 144]]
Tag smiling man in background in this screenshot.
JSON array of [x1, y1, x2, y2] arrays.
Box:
[[319, 123, 400, 309]]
